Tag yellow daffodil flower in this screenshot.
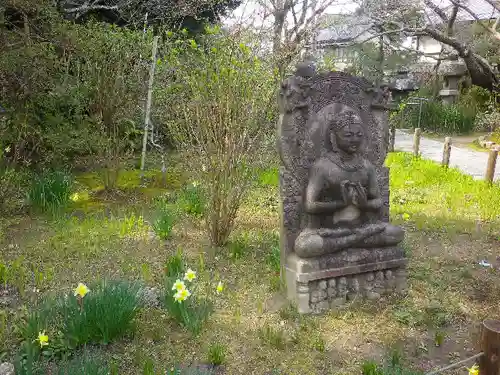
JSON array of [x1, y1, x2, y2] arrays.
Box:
[[402, 213, 410, 221], [37, 331, 49, 348], [216, 281, 223, 294], [173, 288, 191, 302], [172, 279, 186, 292], [74, 283, 89, 298], [468, 364, 479, 375], [184, 268, 196, 282]]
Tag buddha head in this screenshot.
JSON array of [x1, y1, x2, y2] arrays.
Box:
[[329, 106, 364, 155]]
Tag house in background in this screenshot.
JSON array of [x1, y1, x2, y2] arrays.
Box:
[[309, 0, 500, 68], [307, 13, 376, 70], [412, 0, 500, 62]]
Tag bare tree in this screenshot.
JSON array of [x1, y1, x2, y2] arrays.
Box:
[[352, 0, 500, 91], [233, 0, 351, 77]]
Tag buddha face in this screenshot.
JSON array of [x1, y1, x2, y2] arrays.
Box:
[[332, 114, 364, 155]]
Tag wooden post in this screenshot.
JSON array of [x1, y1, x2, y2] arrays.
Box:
[[140, 35, 160, 172], [442, 137, 452, 167], [389, 124, 396, 152], [485, 149, 498, 184], [480, 319, 500, 375], [413, 128, 421, 157]]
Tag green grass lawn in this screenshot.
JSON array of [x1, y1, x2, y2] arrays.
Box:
[[0, 152, 499, 374], [387, 152, 500, 236]]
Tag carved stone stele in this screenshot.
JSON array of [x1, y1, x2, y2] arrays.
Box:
[[278, 66, 407, 314]]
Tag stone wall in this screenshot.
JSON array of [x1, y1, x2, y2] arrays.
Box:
[[308, 267, 408, 313]]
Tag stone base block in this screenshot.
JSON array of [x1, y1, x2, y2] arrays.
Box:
[[285, 247, 408, 314]]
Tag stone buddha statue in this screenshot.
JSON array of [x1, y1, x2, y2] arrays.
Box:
[[294, 104, 404, 258]]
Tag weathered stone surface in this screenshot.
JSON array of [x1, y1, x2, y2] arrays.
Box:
[[279, 63, 407, 313], [337, 276, 348, 297], [311, 290, 320, 303], [318, 289, 327, 300], [0, 363, 14, 375], [365, 291, 381, 300], [327, 287, 337, 298], [316, 300, 330, 311]]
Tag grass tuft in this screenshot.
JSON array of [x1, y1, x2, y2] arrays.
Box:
[[266, 243, 280, 274], [177, 182, 205, 218], [28, 170, 72, 213], [57, 280, 141, 347], [207, 342, 227, 365], [152, 206, 177, 240], [258, 324, 286, 350], [19, 280, 141, 359], [361, 351, 423, 375]]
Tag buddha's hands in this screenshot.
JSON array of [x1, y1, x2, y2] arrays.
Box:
[[340, 181, 367, 208], [340, 180, 351, 205], [351, 182, 368, 208]]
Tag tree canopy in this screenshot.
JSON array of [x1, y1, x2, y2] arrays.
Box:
[[4, 0, 242, 34]]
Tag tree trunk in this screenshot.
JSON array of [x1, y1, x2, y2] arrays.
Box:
[[423, 27, 499, 92]]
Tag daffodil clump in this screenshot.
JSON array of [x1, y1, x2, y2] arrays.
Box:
[[19, 280, 141, 367], [163, 252, 223, 334]]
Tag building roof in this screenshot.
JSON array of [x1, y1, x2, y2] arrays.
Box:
[[315, 0, 500, 46], [315, 14, 374, 44], [425, 0, 500, 24]]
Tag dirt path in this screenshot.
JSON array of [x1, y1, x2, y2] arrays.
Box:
[[395, 130, 500, 181]]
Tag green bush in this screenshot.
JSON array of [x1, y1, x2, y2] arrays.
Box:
[[28, 170, 72, 212], [459, 85, 493, 114], [403, 100, 476, 134], [1, 4, 149, 167], [162, 251, 214, 335], [156, 26, 276, 246]]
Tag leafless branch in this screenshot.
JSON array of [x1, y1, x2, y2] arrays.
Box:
[[423, 0, 448, 22], [381, 37, 453, 61], [449, 0, 500, 39], [446, 4, 459, 36], [64, 2, 120, 14]]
